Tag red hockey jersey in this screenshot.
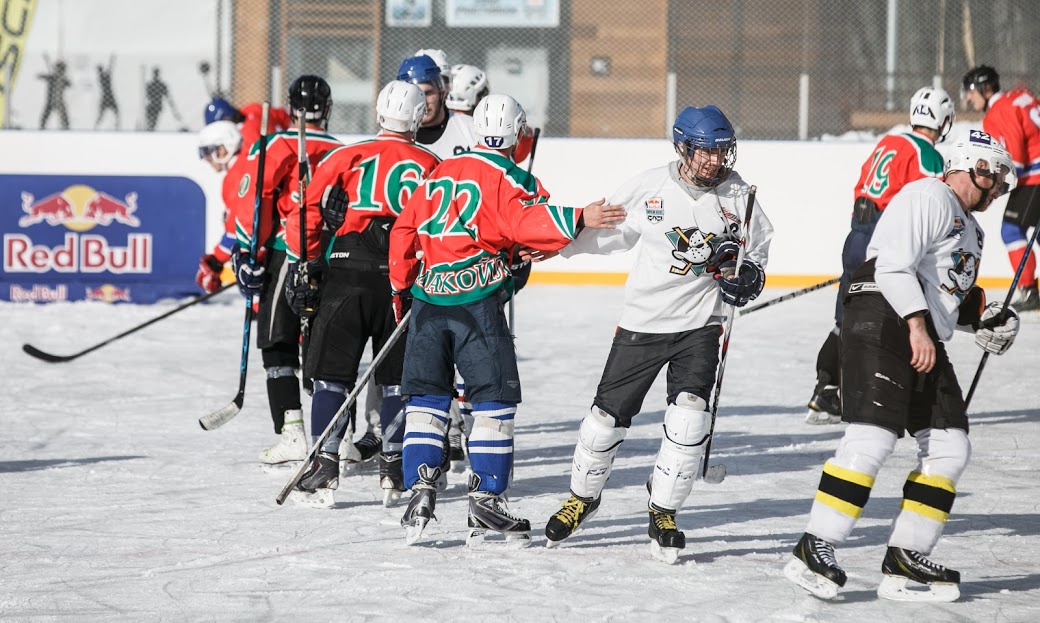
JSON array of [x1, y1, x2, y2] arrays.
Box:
[[285, 133, 440, 262], [237, 103, 293, 160], [233, 128, 342, 254], [389, 149, 585, 305], [853, 130, 944, 211], [983, 89, 1040, 187], [208, 154, 253, 263]]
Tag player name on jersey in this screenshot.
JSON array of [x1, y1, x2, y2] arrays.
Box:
[[3, 232, 152, 274]]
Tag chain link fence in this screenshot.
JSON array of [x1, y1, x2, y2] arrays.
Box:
[[8, 0, 1040, 139]]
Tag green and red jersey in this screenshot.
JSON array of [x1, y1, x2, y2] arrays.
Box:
[[853, 130, 943, 212], [389, 148, 585, 306]]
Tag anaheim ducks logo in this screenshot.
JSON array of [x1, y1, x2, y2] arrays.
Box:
[[665, 226, 719, 276], [941, 250, 978, 299]]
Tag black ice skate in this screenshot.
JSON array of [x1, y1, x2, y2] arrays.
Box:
[[379, 451, 406, 507], [784, 532, 847, 600], [544, 493, 601, 548], [877, 546, 960, 602], [806, 385, 842, 425], [401, 463, 442, 545], [466, 474, 531, 548], [1012, 283, 1040, 312], [292, 451, 339, 509], [648, 503, 686, 565], [447, 426, 467, 473], [342, 432, 381, 476]]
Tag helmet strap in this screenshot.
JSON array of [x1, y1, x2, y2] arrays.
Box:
[[968, 169, 991, 211]]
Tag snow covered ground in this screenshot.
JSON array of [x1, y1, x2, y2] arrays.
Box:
[[4, 284, 1039, 621]]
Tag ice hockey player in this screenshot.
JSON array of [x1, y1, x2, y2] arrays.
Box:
[[282, 80, 440, 508], [195, 120, 245, 294], [414, 48, 452, 90], [784, 132, 1017, 603], [446, 64, 489, 116], [396, 54, 476, 160], [204, 97, 293, 159], [231, 75, 342, 465], [541, 105, 773, 565], [388, 94, 626, 546], [807, 87, 954, 424], [963, 65, 1040, 311]]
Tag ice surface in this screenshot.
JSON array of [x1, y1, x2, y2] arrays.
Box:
[[4, 285, 1039, 621]]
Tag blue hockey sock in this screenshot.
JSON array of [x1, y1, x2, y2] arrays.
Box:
[[311, 380, 350, 454], [402, 394, 451, 489], [467, 401, 517, 495]]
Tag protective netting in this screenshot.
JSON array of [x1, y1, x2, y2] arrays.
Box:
[[8, 0, 1040, 139]]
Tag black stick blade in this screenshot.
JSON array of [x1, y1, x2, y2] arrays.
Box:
[[22, 343, 78, 363]]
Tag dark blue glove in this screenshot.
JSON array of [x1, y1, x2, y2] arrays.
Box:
[[231, 250, 265, 298], [284, 260, 323, 318], [714, 258, 765, 307], [320, 184, 348, 231], [705, 240, 740, 275]]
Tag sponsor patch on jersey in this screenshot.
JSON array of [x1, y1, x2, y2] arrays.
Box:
[[646, 197, 664, 222], [945, 216, 964, 240]]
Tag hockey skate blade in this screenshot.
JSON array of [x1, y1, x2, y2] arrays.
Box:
[[783, 557, 840, 600], [704, 463, 727, 484], [405, 518, 431, 546], [259, 461, 303, 475], [382, 488, 403, 507], [877, 575, 959, 603], [467, 529, 532, 549], [805, 409, 842, 425], [289, 488, 336, 509], [544, 508, 599, 549], [649, 540, 681, 565]]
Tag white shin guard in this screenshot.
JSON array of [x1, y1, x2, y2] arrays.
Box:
[[888, 427, 971, 555], [569, 407, 626, 500], [649, 393, 711, 512]]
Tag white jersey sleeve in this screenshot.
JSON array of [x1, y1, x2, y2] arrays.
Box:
[[867, 177, 984, 341], [426, 113, 477, 160]]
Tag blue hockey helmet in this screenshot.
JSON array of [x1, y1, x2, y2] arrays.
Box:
[[672, 105, 737, 187], [204, 97, 240, 124], [397, 54, 443, 89]]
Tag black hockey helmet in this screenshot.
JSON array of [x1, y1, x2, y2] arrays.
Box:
[[962, 65, 1000, 96], [289, 75, 332, 127]]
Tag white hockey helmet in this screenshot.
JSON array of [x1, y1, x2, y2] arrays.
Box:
[[910, 86, 955, 141], [376, 80, 427, 134], [474, 94, 527, 151], [415, 48, 451, 87], [945, 130, 1015, 195], [197, 120, 242, 166], [446, 64, 490, 112]]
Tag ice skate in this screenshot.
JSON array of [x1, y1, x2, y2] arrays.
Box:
[[341, 431, 380, 476], [877, 546, 960, 602], [805, 385, 842, 425], [466, 478, 531, 549], [379, 451, 406, 507], [401, 487, 437, 545], [259, 416, 307, 465], [290, 451, 339, 508], [648, 504, 685, 564], [784, 532, 847, 600], [544, 493, 601, 548], [1011, 283, 1040, 312]]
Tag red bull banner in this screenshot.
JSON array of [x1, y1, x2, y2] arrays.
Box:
[[2, 174, 205, 303]]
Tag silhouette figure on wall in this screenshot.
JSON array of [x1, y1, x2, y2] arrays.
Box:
[[38, 55, 71, 130], [144, 66, 185, 131], [95, 55, 119, 130]]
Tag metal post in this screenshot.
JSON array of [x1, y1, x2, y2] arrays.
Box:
[[798, 73, 810, 140], [665, 72, 676, 137], [271, 66, 283, 108], [885, 0, 898, 111]]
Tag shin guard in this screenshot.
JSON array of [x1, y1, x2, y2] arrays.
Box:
[[569, 407, 627, 500], [380, 385, 406, 453], [649, 393, 710, 512]]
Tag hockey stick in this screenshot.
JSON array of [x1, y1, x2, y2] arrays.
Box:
[[702, 185, 758, 483], [508, 127, 542, 333], [200, 102, 271, 431], [276, 309, 411, 505], [964, 218, 1040, 408], [22, 283, 234, 363], [295, 111, 312, 373], [737, 276, 840, 316]]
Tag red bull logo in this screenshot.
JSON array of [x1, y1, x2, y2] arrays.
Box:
[[18, 185, 139, 230], [85, 284, 132, 303], [9, 284, 69, 303]]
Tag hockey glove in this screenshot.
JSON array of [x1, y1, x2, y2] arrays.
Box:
[[231, 250, 265, 298], [511, 255, 533, 293], [195, 254, 225, 293], [714, 258, 765, 307], [705, 240, 740, 275], [391, 288, 413, 325], [320, 184, 349, 232], [284, 260, 323, 319], [974, 302, 1019, 355]]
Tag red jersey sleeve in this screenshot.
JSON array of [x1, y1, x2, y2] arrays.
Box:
[[388, 188, 425, 292]]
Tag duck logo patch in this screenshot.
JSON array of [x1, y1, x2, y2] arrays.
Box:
[[666, 226, 719, 276]]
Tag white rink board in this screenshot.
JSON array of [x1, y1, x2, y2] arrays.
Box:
[[0, 131, 1019, 279]]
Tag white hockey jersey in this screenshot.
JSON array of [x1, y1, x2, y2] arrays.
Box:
[[560, 162, 774, 333], [419, 112, 477, 160], [867, 177, 984, 341]]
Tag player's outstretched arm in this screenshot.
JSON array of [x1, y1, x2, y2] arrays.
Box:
[[579, 198, 626, 229]]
